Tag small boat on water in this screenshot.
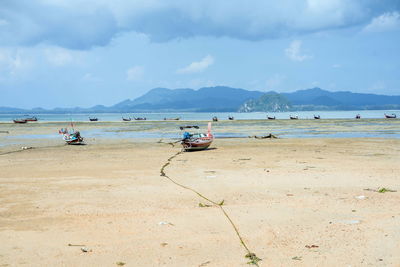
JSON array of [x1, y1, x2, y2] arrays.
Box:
[[385, 113, 397, 119], [314, 115, 321, 119], [267, 116, 276, 120], [13, 119, 28, 124], [122, 117, 131, 121], [212, 116, 218, 122], [89, 117, 98, 121], [134, 117, 147, 120], [228, 116, 234, 120], [164, 117, 180, 120], [181, 123, 213, 151], [24, 116, 38, 121], [290, 115, 298, 120], [356, 114, 361, 119], [59, 125, 84, 145]]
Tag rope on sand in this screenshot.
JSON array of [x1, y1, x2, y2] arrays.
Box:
[[160, 150, 261, 266]]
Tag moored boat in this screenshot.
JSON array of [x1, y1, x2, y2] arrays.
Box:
[[89, 117, 98, 121], [356, 114, 361, 119], [314, 115, 321, 119], [290, 115, 298, 120], [228, 116, 234, 120], [59, 125, 84, 145], [134, 117, 147, 120], [181, 123, 213, 151], [267, 116, 276, 120], [13, 119, 28, 123], [212, 116, 218, 122], [122, 117, 131, 121], [164, 117, 180, 120], [385, 113, 396, 119], [25, 116, 38, 121]]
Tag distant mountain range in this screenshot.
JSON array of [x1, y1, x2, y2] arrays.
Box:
[[1, 86, 400, 113]]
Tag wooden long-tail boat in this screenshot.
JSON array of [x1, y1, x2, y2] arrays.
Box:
[[58, 125, 84, 145], [181, 123, 213, 151], [314, 115, 321, 119], [89, 117, 98, 121], [134, 117, 147, 120], [385, 113, 396, 119], [212, 116, 218, 122], [164, 117, 180, 120], [267, 116, 276, 120], [355, 114, 361, 119], [228, 116, 234, 120], [290, 115, 298, 120], [13, 119, 28, 123], [122, 117, 131, 121], [24, 116, 38, 121]]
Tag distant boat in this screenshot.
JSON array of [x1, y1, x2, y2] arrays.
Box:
[[13, 119, 28, 124], [355, 114, 361, 119], [134, 117, 147, 120], [290, 115, 298, 120], [122, 117, 131, 121], [228, 116, 234, 120], [314, 115, 321, 119], [24, 116, 38, 121], [385, 113, 396, 119], [89, 117, 98, 121], [212, 116, 218, 122], [267, 116, 276, 120], [164, 117, 180, 120], [181, 123, 213, 151]]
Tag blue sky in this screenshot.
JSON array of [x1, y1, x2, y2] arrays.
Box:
[[1, 0, 400, 108]]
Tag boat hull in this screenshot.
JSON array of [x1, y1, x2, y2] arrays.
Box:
[[182, 138, 213, 151]]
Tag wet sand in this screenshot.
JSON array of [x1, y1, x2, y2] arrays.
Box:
[[1, 134, 399, 266]]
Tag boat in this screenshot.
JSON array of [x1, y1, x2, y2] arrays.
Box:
[[164, 117, 180, 120], [89, 117, 98, 121], [290, 115, 298, 120], [267, 116, 276, 120], [314, 115, 321, 119], [24, 116, 38, 121], [385, 113, 396, 119], [355, 114, 361, 119], [122, 117, 131, 121], [212, 116, 218, 122], [228, 116, 234, 120], [134, 117, 147, 120], [181, 123, 213, 151], [13, 119, 28, 123], [58, 125, 84, 145]]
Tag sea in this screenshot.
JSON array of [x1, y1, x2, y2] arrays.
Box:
[[1, 110, 399, 122]]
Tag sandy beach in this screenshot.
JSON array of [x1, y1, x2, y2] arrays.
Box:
[[1, 122, 400, 266]]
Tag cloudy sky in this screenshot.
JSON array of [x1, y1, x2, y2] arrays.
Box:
[[1, 0, 400, 108]]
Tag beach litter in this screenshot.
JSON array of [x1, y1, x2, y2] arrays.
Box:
[[355, 195, 367, 200], [116, 262, 126, 266], [21, 146, 33, 150], [364, 187, 397, 193], [292, 256, 302, 260], [305, 245, 319, 249], [248, 134, 278, 139], [80, 247, 92, 253], [245, 253, 261, 265], [158, 221, 174, 226], [199, 202, 212, 207]]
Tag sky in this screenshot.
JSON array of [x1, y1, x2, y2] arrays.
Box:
[[1, 0, 400, 109]]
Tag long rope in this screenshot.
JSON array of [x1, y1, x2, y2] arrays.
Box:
[[160, 150, 261, 266]]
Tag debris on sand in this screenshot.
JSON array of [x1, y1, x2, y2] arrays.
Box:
[[364, 187, 397, 193], [248, 134, 278, 139], [199, 202, 212, 208], [81, 247, 92, 253], [305, 245, 319, 249]]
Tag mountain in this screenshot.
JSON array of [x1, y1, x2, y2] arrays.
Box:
[[282, 88, 400, 110], [111, 86, 264, 112], [1, 86, 399, 113], [238, 93, 292, 112]]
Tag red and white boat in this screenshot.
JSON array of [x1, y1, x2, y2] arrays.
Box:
[[181, 123, 213, 151]]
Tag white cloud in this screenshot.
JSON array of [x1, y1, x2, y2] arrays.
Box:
[[177, 55, 214, 74], [1, 1, 398, 49], [126, 66, 144, 81], [285, 40, 311, 62], [363, 12, 400, 33], [0, 48, 32, 76]]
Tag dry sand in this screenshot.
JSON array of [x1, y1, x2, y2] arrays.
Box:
[[0, 137, 400, 266]]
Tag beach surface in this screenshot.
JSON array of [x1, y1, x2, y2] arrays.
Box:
[[1, 122, 400, 266]]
